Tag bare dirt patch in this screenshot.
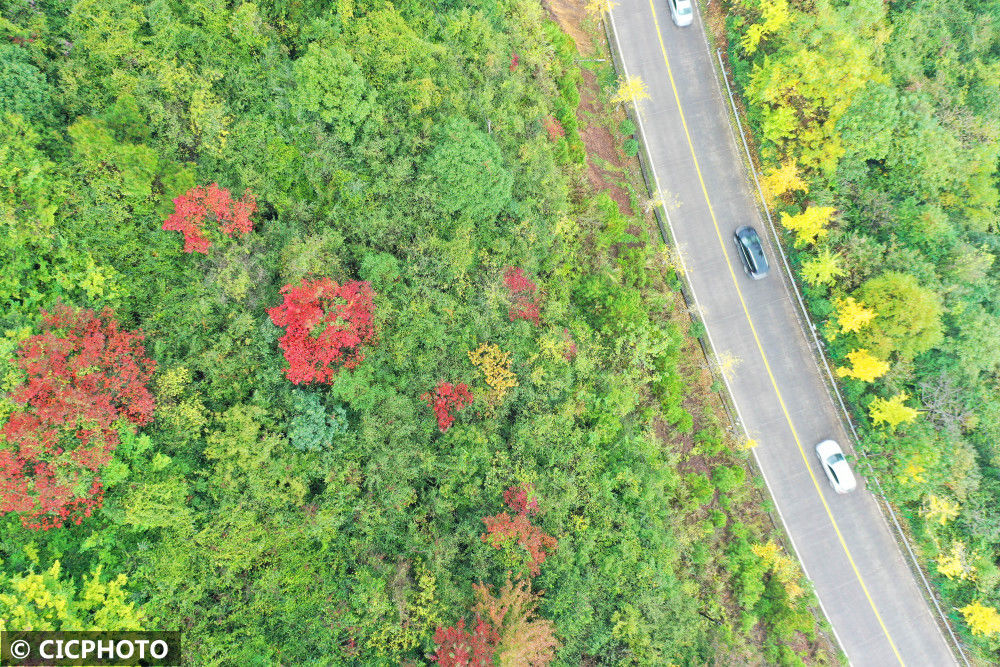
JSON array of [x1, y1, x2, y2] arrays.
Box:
[[577, 70, 635, 215], [541, 0, 594, 56], [545, 1, 635, 216]]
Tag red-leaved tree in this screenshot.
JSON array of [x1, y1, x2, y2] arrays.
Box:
[[162, 183, 258, 253], [432, 488, 560, 666], [267, 278, 376, 385], [504, 267, 542, 326], [503, 483, 538, 516], [481, 514, 557, 577], [430, 616, 499, 666], [423, 382, 473, 432], [431, 577, 559, 666], [0, 304, 156, 530], [482, 484, 557, 576], [542, 116, 565, 142], [562, 328, 577, 361], [473, 577, 559, 666]]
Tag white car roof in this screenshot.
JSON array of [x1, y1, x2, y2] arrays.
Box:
[[815, 439, 842, 456], [830, 461, 857, 489]]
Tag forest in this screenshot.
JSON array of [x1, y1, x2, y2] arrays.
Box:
[[725, 0, 1000, 659], [0, 0, 836, 664]]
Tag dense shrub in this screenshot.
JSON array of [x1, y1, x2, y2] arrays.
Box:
[[0, 0, 829, 662], [712, 465, 747, 494], [623, 137, 639, 157], [287, 391, 348, 451]]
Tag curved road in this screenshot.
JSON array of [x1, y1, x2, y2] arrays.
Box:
[[606, 2, 957, 665]]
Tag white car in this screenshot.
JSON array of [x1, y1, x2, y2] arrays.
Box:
[[815, 440, 857, 494], [669, 0, 694, 27]]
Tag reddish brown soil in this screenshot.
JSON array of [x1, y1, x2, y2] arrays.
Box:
[[542, 0, 594, 56], [544, 0, 635, 216], [577, 70, 635, 216]]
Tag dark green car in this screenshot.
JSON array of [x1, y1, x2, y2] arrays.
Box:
[[734, 225, 770, 280]]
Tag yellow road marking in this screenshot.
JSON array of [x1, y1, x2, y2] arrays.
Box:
[[645, 1, 905, 663]]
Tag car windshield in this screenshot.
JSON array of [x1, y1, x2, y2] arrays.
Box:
[[679, 6, 692, 13], [828, 453, 846, 464]]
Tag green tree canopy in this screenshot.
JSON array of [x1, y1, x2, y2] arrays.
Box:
[[0, 45, 52, 122], [292, 43, 377, 143], [886, 94, 964, 198], [940, 304, 1000, 380], [855, 271, 944, 361], [420, 116, 513, 224], [836, 82, 898, 164]]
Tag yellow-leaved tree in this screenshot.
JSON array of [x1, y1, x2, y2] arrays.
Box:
[[746, 32, 885, 175], [834, 296, 876, 334], [836, 349, 889, 382], [751, 541, 804, 600], [961, 602, 1000, 636], [935, 541, 977, 581], [901, 456, 927, 485], [761, 158, 807, 207], [585, 0, 618, 18], [780, 206, 836, 248], [610, 76, 649, 107], [469, 343, 519, 406], [740, 0, 791, 56], [868, 392, 919, 430], [922, 495, 960, 526], [0, 560, 146, 631]]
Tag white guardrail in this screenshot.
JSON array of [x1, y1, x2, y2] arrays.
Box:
[[711, 46, 971, 667]]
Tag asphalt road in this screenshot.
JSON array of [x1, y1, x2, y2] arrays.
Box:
[[606, 2, 958, 665]]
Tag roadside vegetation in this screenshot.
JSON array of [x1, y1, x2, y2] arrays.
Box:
[[0, 0, 838, 663], [721, 0, 1000, 657]]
